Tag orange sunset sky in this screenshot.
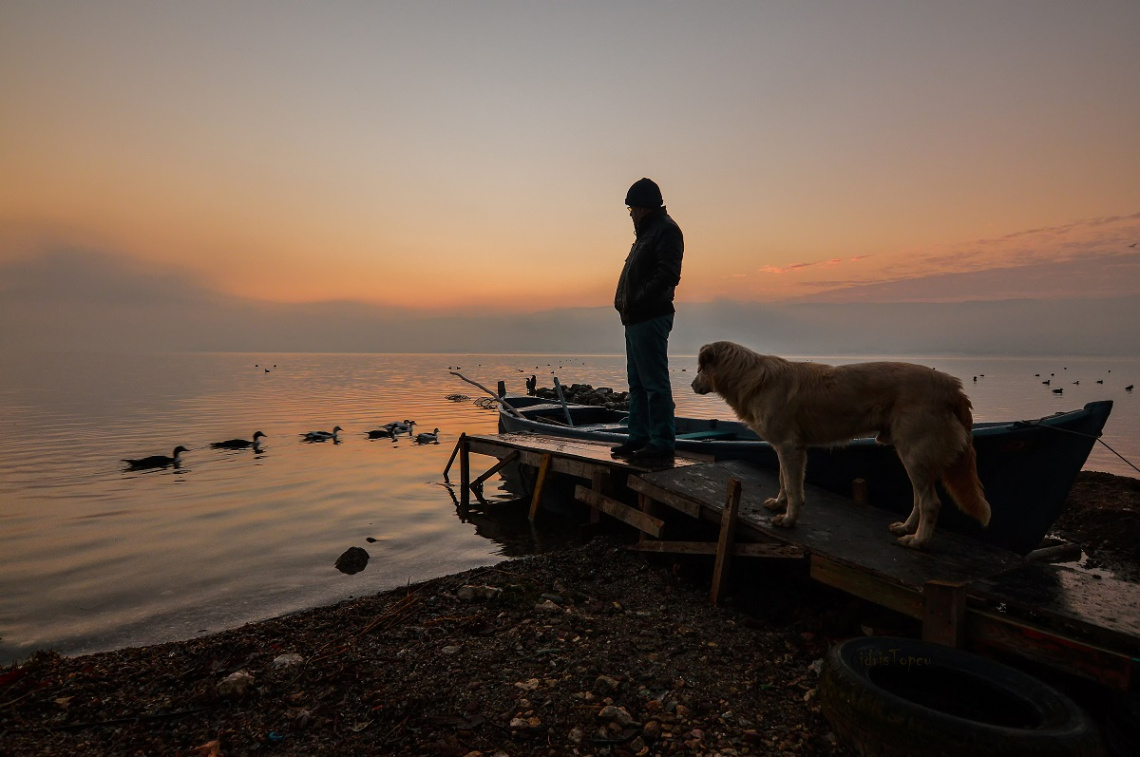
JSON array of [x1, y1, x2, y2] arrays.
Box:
[[2, 2, 1138, 326]]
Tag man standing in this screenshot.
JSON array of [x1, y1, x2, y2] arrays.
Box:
[[612, 177, 683, 464]]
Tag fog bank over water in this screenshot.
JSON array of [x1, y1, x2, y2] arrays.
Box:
[[2, 249, 1137, 356]]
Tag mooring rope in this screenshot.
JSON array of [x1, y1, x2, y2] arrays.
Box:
[[1019, 421, 1140, 475]]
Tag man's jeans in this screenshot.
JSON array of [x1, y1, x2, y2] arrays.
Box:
[[624, 313, 675, 450]]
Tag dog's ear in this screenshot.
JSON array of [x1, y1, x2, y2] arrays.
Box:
[[698, 343, 715, 371]]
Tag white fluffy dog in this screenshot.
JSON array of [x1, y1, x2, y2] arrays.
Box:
[[691, 341, 991, 548]]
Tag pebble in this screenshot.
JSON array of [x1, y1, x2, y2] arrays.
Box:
[[272, 653, 303, 668], [597, 705, 635, 726], [458, 585, 502, 601], [594, 674, 621, 691], [217, 670, 255, 697], [334, 547, 369, 575]]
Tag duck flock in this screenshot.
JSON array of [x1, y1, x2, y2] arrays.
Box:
[[121, 420, 442, 471], [1013, 366, 1136, 397]]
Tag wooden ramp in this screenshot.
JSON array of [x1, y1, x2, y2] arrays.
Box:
[[446, 434, 1139, 692], [446, 432, 709, 532], [635, 459, 1140, 693]]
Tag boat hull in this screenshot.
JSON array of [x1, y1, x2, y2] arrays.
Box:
[[498, 398, 1113, 555]]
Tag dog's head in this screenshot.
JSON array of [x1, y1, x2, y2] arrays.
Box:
[[692, 341, 736, 395], [693, 340, 775, 401]]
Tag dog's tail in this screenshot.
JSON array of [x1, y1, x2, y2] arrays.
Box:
[[943, 394, 991, 527]]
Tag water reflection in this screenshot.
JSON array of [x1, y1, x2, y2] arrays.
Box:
[[443, 482, 583, 557]]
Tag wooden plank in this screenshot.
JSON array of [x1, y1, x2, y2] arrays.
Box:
[[710, 478, 742, 605], [466, 433, 708, 469], [810, 554, 923, 619], [627, 541, 805, 559], [922, 580, 967, 648], [627, 475, 703, 519], [966, 608, 1135, 692], [636, 492, 654, 546], [574, 485, 664, 537], [1024, 541, 1083, 564], [471, 450, 520, 488], [642, 460, 1025, 590], [442, 438, 462, 482], [528, 452, 553, 523], [732, 543, 805, 559], [466, 439, 610, 481], [590, 470, 610, 526], [966, 563, 1140, 655]]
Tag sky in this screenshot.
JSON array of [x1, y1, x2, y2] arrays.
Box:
[[1, 1, 1138, 353]]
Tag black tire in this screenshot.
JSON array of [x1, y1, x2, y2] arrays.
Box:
[[819, 636, 1103, 757], [1105, 692, 1140, 757]]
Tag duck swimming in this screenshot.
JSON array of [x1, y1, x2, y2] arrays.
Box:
[[301, 426, 342, 442], [366, 426, 397, 439], [414, 428, 440, 445], [211, 431, 267, 450], [392, 420, 416, 436], [123, 445, 189, 470]]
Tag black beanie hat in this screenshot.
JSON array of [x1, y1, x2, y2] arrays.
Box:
[[625, 177, 663, 208]]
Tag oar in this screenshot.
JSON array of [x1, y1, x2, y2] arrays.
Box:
[[449, 372, 524, 418], [552, 376, 575, 426]]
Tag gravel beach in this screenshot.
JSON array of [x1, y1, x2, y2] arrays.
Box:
[[2, 470, 1136, 756]]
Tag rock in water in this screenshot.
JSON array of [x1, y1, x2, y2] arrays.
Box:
[[335, 546, 370, 575]]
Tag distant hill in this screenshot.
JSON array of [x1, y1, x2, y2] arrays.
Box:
[[2, 249, 1137, 356]]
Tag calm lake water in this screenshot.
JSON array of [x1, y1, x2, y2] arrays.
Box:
[[1, 351, 1137, 664]]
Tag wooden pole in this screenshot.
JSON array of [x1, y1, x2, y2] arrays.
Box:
[[442, 439, 463, 482], [710, 477, 742, 605], [528, 452, 554, 523], [590, 470, 610, 525], [471, 450, 520, 489], [922, 580, 967, 648], [450, 372, 524, 418], [459, 434, 470, 512], [637, 492, 655, 547], [552, 377, 574, 426]]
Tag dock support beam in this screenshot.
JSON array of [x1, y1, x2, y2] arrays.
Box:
[[459, 434, 470, 512], [922, 580, 967, 648], [710, 478, 742, 605], [528, 452, 553, 523]]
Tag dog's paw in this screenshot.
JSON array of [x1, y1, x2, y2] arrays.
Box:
[[763, 497, 786, 512], [896, 534, 926, 549], [771, 514, 796, 528], [888, 521, 914, 536]]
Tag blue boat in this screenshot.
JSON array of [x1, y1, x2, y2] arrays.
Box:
[[497, 397, 1114, 555]]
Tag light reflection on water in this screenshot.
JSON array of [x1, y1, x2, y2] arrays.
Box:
[[0, 351, 1136, 664]]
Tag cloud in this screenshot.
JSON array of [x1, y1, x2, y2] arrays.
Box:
[[801, 250, 1140, 303], [740, 212, 1140, 302], [970, 212, 1140, 246], [757, 255, 868, 275], [0, 248, 215, 306]]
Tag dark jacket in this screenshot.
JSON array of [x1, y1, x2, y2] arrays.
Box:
[[614, 208, 684, 326]]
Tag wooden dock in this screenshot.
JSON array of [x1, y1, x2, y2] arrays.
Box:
[[446, 432, 1140, 693]]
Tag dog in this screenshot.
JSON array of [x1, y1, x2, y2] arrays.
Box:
[[691, 341, 990, 548]]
